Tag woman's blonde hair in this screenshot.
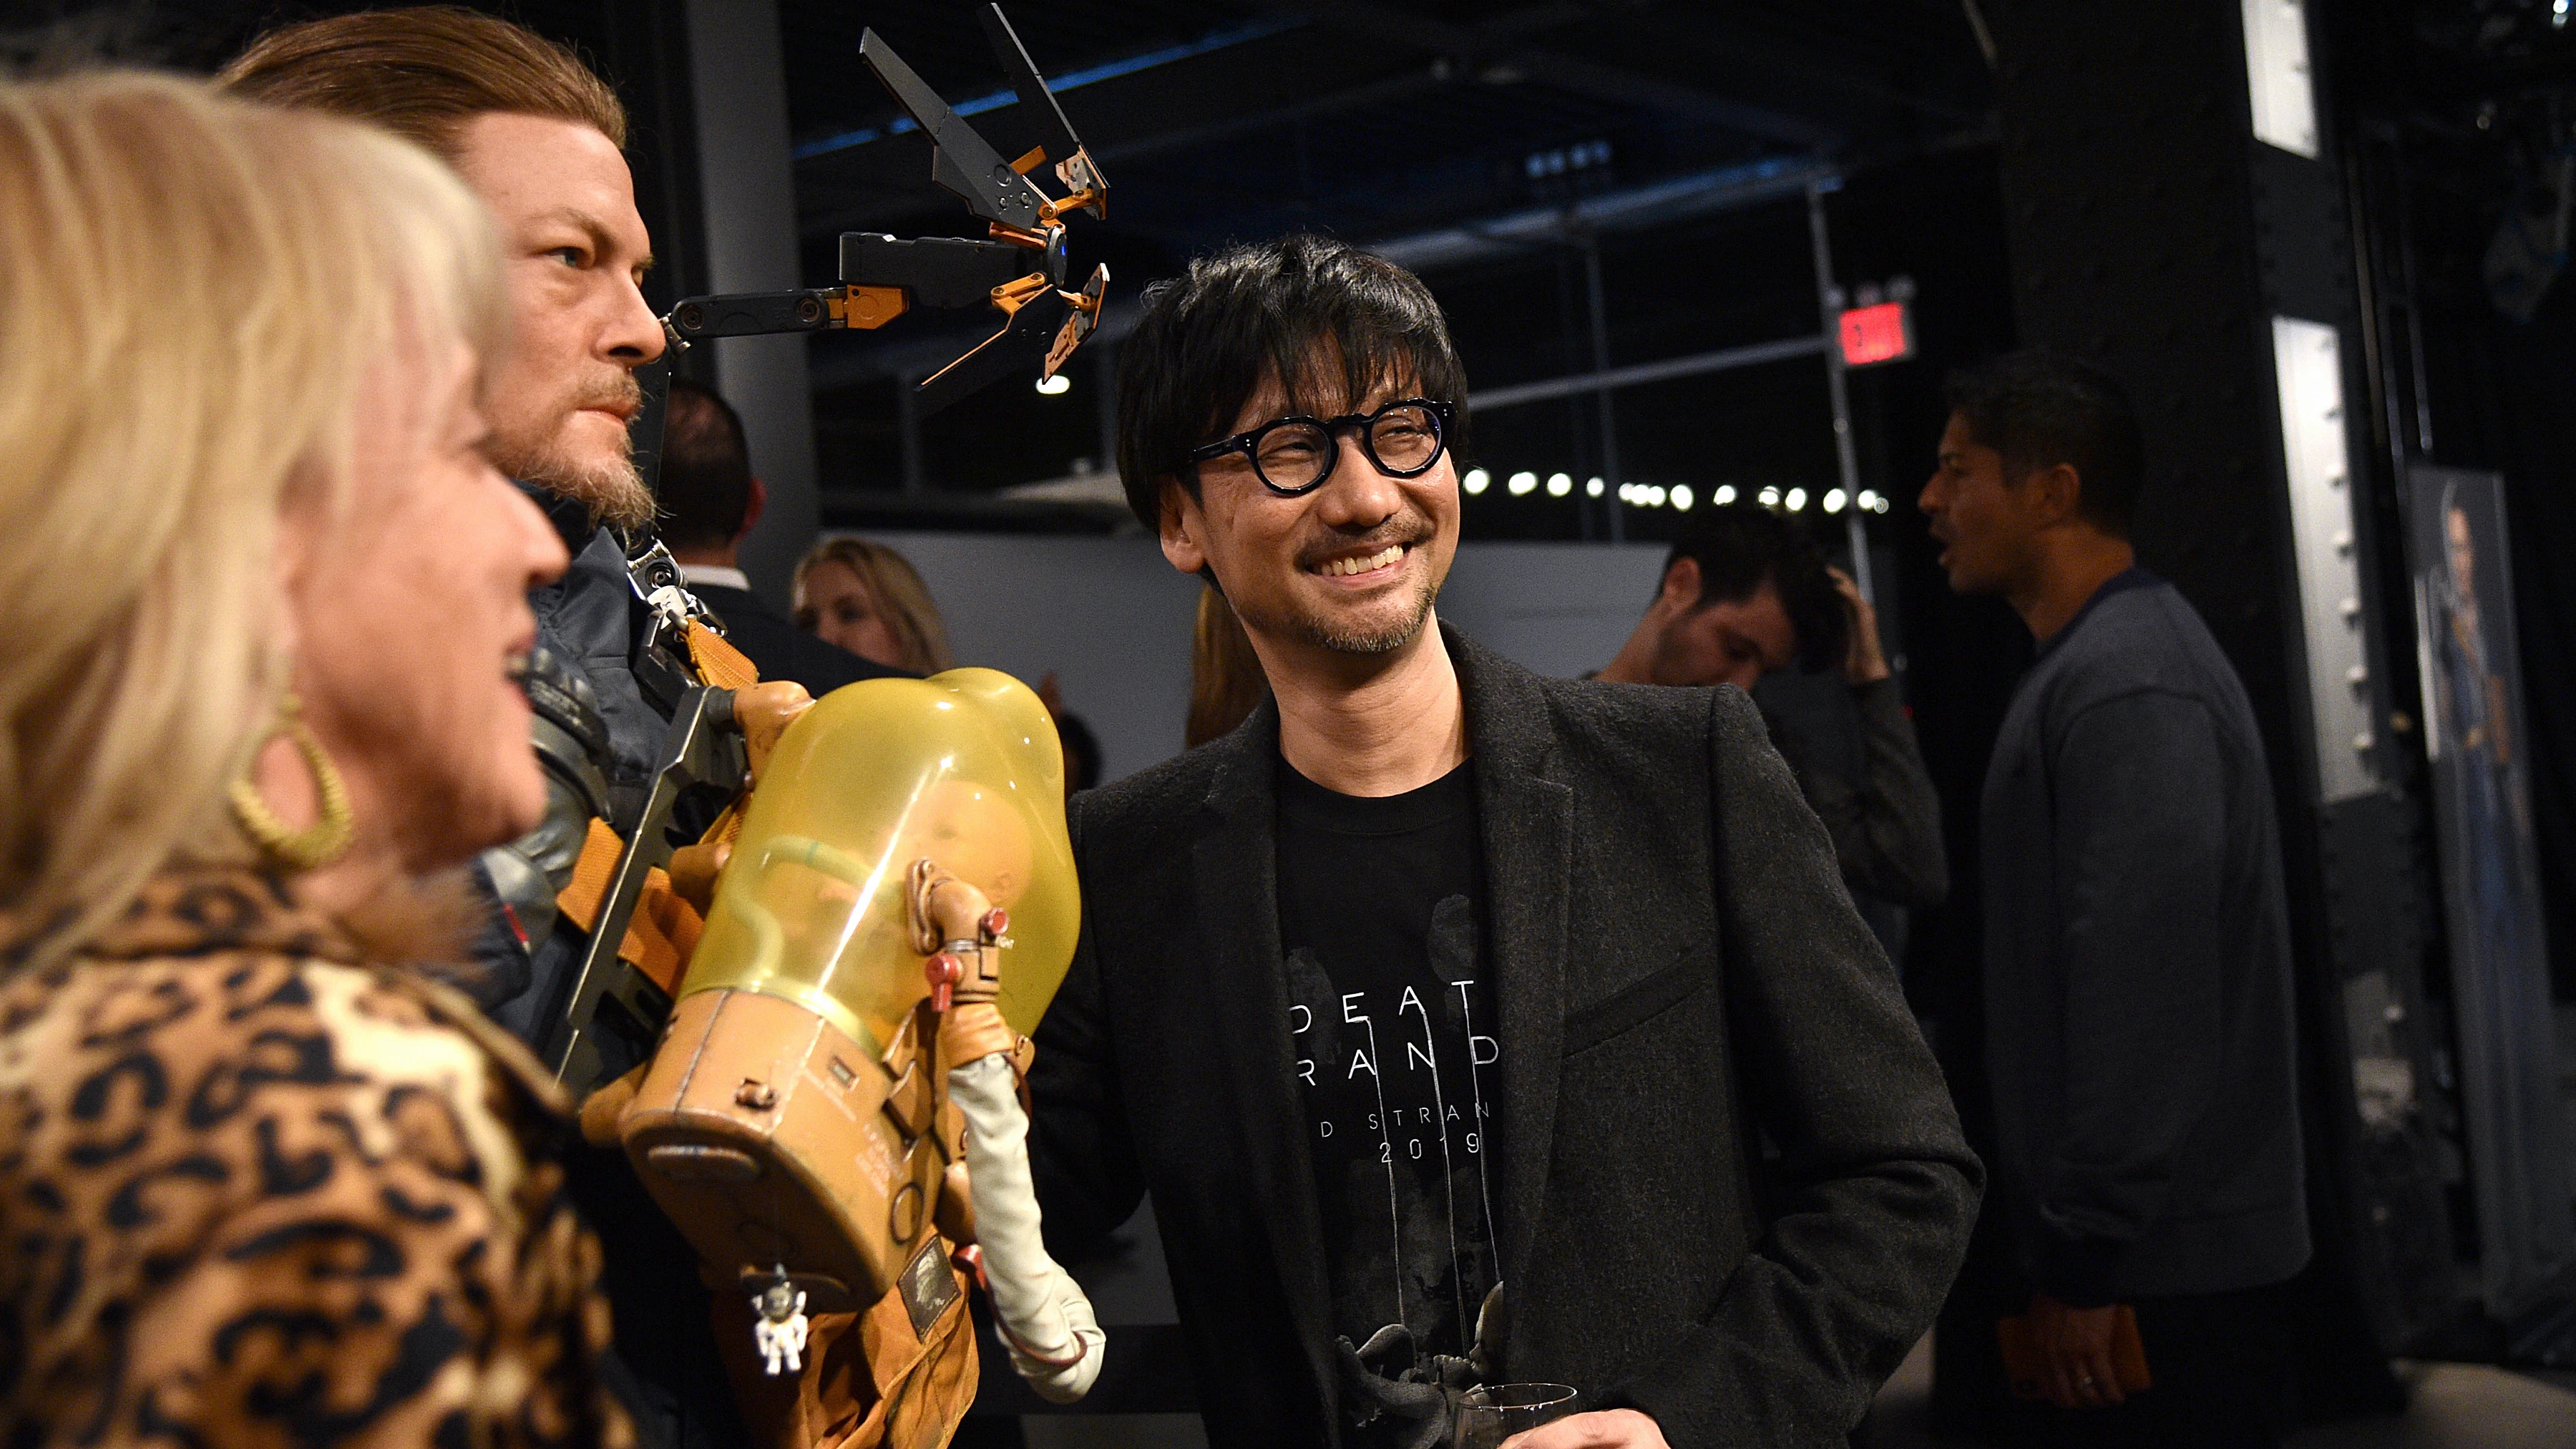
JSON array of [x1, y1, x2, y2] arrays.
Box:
[[793, 537, 955, 675], [0, 72, 509, 970], [1186, 586, 1270, 748]]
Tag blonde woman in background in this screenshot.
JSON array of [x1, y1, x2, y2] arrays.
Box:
[[0, 74, 625, 1447], [794, 535, 954, 674], [1186, 585, 1270, 748]]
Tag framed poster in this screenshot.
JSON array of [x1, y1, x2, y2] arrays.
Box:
[[2403, 464, 2574, 1334]]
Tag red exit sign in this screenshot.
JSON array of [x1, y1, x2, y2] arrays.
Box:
[[1838, 301, 1914, 367]]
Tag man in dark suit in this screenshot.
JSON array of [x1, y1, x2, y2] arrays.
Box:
[[1028, 233, 1979, 1448], [658, 377, 909, 692]]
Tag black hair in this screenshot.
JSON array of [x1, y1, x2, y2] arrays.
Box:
[[656, 377, 754, 551], [1116, 233, 1468, 531], [1663, 502, 1848, 673], [1941, 350, 2145, 537]]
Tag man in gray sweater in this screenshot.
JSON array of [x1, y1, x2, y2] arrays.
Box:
[[1921, 352, 2309, 1447]]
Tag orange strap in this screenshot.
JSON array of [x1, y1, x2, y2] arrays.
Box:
[[701, 796, 748, 854], [548, 622, 755, 995], [688, 620, 758, 691], [555, 818, 701, 996]]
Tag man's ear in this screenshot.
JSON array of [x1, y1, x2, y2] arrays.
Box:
[[741, 476, 767, 536], [1158, 477, 1209, 577], [2026, 462, 2086, 529], [1659, 555, 1702, 613]]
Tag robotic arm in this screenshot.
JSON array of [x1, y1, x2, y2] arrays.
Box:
[[549, 3, 1113, 1101], [550, 16, 1117, 1433], [660, 4, 1110, 415]]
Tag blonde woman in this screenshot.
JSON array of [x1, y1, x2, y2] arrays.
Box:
[[793, 536, 954, 674], [0, 74, 623, 1447], [1185, 584, 1270, 748]]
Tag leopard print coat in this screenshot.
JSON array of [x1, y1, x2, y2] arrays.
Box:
[[0, 866, 632, 1448]]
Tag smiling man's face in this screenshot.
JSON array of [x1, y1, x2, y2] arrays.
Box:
[[449, 112, 664, 528], [1161, 366, 1459, 664]]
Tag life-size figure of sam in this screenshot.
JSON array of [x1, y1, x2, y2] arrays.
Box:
[[1027, 234, 1981, 1449]]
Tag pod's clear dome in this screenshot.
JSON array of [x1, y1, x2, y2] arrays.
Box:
[[681, 668, 1079, 1053]]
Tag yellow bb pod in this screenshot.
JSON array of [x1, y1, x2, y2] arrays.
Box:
[[681, 668, 1078, 1054]]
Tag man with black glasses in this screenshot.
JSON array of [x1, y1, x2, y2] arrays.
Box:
[[1026, 233, 1979, 1449]]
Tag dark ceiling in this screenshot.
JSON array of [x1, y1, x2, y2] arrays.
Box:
[[781, 1, 1994, 259], [3, 0, 1997, 414], [763, 0, 2001, 502]]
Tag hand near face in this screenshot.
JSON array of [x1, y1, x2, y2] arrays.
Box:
[[1828, 566, 1890, 685], [1498, 1408, 1669, 1449], [2030, 1292, 2127, 1410]]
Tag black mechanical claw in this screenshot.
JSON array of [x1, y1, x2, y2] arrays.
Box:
[[842, 233, 1040, 310], [977, 6, 1108, 217], [859, 25, 1048, 233], [919, 286, 1073, 414], [1055, 264, 1109, 362]]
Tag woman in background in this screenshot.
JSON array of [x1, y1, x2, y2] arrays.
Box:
[[793, 536, 954, 675], [1185, 585, 1269, 748], [0, 74, 620, 1448]]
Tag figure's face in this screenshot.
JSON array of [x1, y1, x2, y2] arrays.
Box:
[[1160, 369, 1460, 663], [798, 559, 907, 669], [895, 779, 1035, 909], [1651, 577, 1798, 691], [1920, 412, 2042, 596], [283, 332, 569, 870], [448, 112, 663, 529]]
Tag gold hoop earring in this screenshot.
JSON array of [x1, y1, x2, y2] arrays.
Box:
[[229, 693, 354, 872]]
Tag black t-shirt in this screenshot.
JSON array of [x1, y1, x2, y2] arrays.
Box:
[[1276, 758, 1501, 1363]]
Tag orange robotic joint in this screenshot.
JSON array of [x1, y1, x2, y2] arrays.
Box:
[[833, 285, 909, 331]]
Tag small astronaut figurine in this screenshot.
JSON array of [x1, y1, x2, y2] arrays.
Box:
[[753, 1279, 810, 1376]]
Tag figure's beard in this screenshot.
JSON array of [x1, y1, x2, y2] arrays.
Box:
[[491, 370, 656, 532]]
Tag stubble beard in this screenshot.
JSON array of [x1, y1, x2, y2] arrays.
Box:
[[491, 373, 657, 532], [1239, 532, 1443, 657], [1289, 569, 1441, 655]]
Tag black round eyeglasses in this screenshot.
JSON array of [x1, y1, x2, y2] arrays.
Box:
[[1186, 398, 1458, 497]]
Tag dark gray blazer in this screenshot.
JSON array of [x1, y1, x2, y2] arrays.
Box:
[[1028, 628, 1980, 1448]]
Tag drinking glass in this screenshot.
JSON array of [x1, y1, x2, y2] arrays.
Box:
[[1450, 1382, 1576, 1449]]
